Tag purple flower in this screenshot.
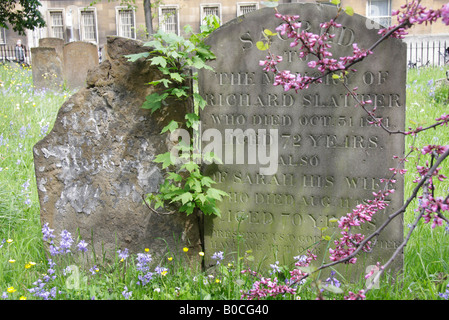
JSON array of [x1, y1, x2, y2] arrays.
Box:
[[77, 240, 88, 253], [122, 286, 132, 299], [89, 265, 99, 275], [59, 230, 74, 254], [136, 253, 152, 272], [137, 272, 153, 286], [42, 223, 55, 243], [211, 251, 224, 265], [117, 248, 129, 261]]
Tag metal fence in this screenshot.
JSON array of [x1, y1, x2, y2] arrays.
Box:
[[407, 40, 449, 68], [0, 45, 32, 65]]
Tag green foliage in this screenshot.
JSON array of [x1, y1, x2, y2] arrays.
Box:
[[0, 0, 46, 35], [127, 15, 226, 217]]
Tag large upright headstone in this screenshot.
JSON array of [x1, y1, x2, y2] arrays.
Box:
[[34, 37, 202, 262], [39, 37, 64, 61], [63, 41, 99, 90], [31, 47, 64, 91], [199, 3, 406, 278]]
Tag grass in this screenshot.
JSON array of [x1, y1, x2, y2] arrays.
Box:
[[0, 62, 448, 301]]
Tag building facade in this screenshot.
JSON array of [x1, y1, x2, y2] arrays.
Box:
[[0, 1, 447, 51]]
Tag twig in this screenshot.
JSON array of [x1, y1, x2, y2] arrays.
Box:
[[141, 194, 176, 215]]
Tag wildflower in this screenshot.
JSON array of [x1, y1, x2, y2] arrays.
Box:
[[439, 284, 449, 300], [167, 257, 173, 261], [89, 265, 99, 275], [324, 271, 341, 288], [199, 252, 205, 256], [144, 248, 150, 252], [136, 253, 152, 272], [137, 272, 153, 286], [117, 248, 129, 261], [7, 287, 16, 293], [155, 266, 169, 276], [77, 240, 88, 253], [8, 259, 15, 263], [269, 261, 281, 274], [42, 223, 55, 243], [122, 286, 132, 299], [154, 288, 161, 293], [211, 251, 224, 265], [19, 296, 26, 300], [1, 292, 7, 299], [6, 239, 13, 244], [215, 279, 221, 284], [59, 230, 74, 254], [183, 247, 189, 252]]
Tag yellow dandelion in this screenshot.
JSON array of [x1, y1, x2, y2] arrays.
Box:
[[161, 270, 168, 276], [19, 296, 27, 300], [29, 261, 36, 266], [199, 252, 205, 256], [167, 257, 173, 261], [25, 263, 31, 269], [6, 239, 13, 244], [215, 279, 221, 284], [7, 287, 16, 293], [144, 248, 150, 253], [183, 247, 189, 253], [8, 259, 16, 263]]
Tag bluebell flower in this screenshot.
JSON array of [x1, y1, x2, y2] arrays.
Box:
[[137, 272, 153, 286], [122, 286, 132, 299], [117, 248, 129, 261], [211, 251, 224, 265], [77, 240, 88, 253], [136, 253, 152, 272]]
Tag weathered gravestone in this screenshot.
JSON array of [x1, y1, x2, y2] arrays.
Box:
[[34, 36, 202, 262], [63, 41, 99, 90], [31, 47, 64, 91], [39, 37, 64, 61], [199, 3, 405, 279]]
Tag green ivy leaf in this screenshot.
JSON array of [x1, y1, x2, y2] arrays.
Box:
[[170, 72, 184, 82], [193, 93, 207, 110], [173, 192, 193, 205], [183, 161, 199, 173], [200, 176, 216, 187], [124, 52, 150, 62], [141, 93, 169, 113], [154, 152, 174, 169], [166, 172, 183, 182], [150, 56, 167, 68], [171, 88, 188, 98], [206, 188, 228, 201], [161, 120, 179, 134]]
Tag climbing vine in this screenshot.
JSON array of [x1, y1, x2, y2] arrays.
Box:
[[126, 15, 228, 217]]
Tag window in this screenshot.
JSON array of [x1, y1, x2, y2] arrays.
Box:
[[367, 0, 391, 28], [0, 28, 5, 45], [237, 3, 258, 16], [201, 4, 221, 25], [49, 10, 64, 39], [159, 6, 179, 35], [79, 9, 98, 42], [116, 7, 136, 39]]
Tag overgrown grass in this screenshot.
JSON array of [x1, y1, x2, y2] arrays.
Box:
[[0, 62, 448, 300]]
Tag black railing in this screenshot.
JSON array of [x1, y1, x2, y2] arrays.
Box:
[[0, 45, 32, 65], [407, 40, 449, 68]]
